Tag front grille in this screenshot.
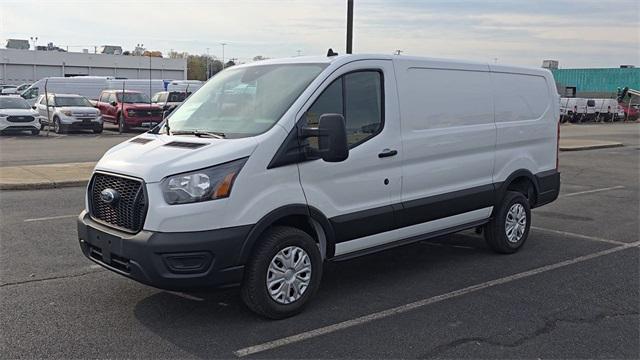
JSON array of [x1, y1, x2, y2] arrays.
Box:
[[89, 173, 147, 232], [7, 115, 35, 123], [132, 109, 162, 117]]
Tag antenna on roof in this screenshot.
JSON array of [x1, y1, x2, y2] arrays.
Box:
[[327, 48, 338, 57]]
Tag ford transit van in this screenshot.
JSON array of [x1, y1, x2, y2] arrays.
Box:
[[77, 54, 560, 318]]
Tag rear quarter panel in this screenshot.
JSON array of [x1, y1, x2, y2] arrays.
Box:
[[490, 65, 558, 182]]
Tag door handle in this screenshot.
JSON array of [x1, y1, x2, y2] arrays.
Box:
[[378, 149, 398, 158]]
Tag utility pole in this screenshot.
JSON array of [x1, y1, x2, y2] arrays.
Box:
[[221, 43, 227, 69], [206, 47, 210, 78], [394, 49, 403, 55], [346, 0, 354, 54]]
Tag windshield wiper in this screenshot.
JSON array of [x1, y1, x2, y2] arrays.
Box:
[[171, 130, 226, 139]]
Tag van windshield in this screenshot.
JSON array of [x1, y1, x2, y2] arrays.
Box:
[[167, 63, 327, 138]]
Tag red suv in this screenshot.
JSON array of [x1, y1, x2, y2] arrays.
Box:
[[95, 90, 163, 132]]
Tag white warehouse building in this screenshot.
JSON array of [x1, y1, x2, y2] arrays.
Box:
[[0, 49, 187, 85]]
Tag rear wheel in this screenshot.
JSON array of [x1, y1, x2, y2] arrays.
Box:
[[241, 226, 322, 319], [484, 191, 531, 254]]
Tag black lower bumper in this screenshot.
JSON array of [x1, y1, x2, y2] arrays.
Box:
[[77, 211, 252, 290], [66, 121, 101, 129], [535, 170, 560, 207]]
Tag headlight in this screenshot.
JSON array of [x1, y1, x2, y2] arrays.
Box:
[[162, 158, 247, 205], [127, 109, 136, 117], [62, 110, 73, 116], [0, 113, 7, 117]]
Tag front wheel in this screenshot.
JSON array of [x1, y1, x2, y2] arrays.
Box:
[[241, 226, 322, 319], [484, 191, 531, 254], [31, 129, 40, 136], [118, 114, 129, 133], [53, 117, 65, 134], [93, 124, 103, 134]]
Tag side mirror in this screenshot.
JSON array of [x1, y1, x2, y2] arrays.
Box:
[[31, 106, 36, 110], [110, 101, 118, 107], [301, 113, 348, 162]]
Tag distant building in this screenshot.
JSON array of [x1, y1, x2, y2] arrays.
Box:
[[36, 42, 66, 52], [551, 65, 640, 98], [5, 39, 30, 50], [98, 45, 123, 55], [0, 48, 187, 85], [542, 60, 559, 70]]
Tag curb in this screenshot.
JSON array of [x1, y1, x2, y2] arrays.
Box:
[[0, 179, 89, 191]]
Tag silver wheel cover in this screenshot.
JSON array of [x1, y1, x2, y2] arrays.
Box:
[[505, 203, 527, 243], [266, 246, 312, 304]]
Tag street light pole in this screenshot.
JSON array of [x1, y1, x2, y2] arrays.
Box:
[[346, 0, 353, 54], [221, 43, 227, 69], [206, 47, 210, 78]]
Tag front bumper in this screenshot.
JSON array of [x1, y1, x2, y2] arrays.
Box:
[[0, 118, 39, 131], [124, 116, 163, 127], [77, 211, 251, 290]]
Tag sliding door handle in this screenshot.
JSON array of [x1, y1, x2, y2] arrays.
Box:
[[378, 149, 398, 158]]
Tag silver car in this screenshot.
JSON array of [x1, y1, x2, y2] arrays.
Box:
[[34, 93, 103, 134]]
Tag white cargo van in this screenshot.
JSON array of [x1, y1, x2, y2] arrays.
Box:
[[20, 77, 110, 105], [21, 77, 166, 105], [77, 54, 560, 318]]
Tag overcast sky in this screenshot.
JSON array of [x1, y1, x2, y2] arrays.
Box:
[[1, 0, 638, 67]]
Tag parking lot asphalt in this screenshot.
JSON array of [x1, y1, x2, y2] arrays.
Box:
[[0, 124, 138, 167], [0, 125, 639, 358]]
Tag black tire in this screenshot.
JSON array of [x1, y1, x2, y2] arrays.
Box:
[[118, 113, 129, 133], [31, 129, 40, 136], [484, 191, 531, 254], [93, 124, 104, 134], [241, 226, 322, 319], [53, 117, 65, 134]]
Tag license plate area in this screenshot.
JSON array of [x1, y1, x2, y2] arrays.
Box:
[[87, 228, 129, 272]]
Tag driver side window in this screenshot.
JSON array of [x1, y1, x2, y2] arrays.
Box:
[[302, 70, 383, 149]]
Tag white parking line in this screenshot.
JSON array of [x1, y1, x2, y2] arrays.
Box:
[[531, 226, 628, 246], [561, 185, 625, 198], [234, 241, 639, 357], [23, 214, 77, 222]]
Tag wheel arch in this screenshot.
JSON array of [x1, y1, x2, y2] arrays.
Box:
[[496, 169, 540, 208], [237, 204, 335, 265]]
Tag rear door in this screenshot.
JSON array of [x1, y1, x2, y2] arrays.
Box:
[[297, 60, 402, 256]]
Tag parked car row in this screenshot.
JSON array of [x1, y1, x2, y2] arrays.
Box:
[[1, 87, 193, 135], [559, 97, 632, 123]]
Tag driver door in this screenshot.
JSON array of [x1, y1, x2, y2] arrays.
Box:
[[297, 60, 402, 256]]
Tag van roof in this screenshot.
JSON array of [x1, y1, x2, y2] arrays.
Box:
[[239, 54, 549, 75]]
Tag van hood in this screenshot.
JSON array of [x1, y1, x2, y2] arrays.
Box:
[[95, 134, 259, 183]]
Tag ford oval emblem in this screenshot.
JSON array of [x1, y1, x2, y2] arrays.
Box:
[[100, 188, 119, 205]]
